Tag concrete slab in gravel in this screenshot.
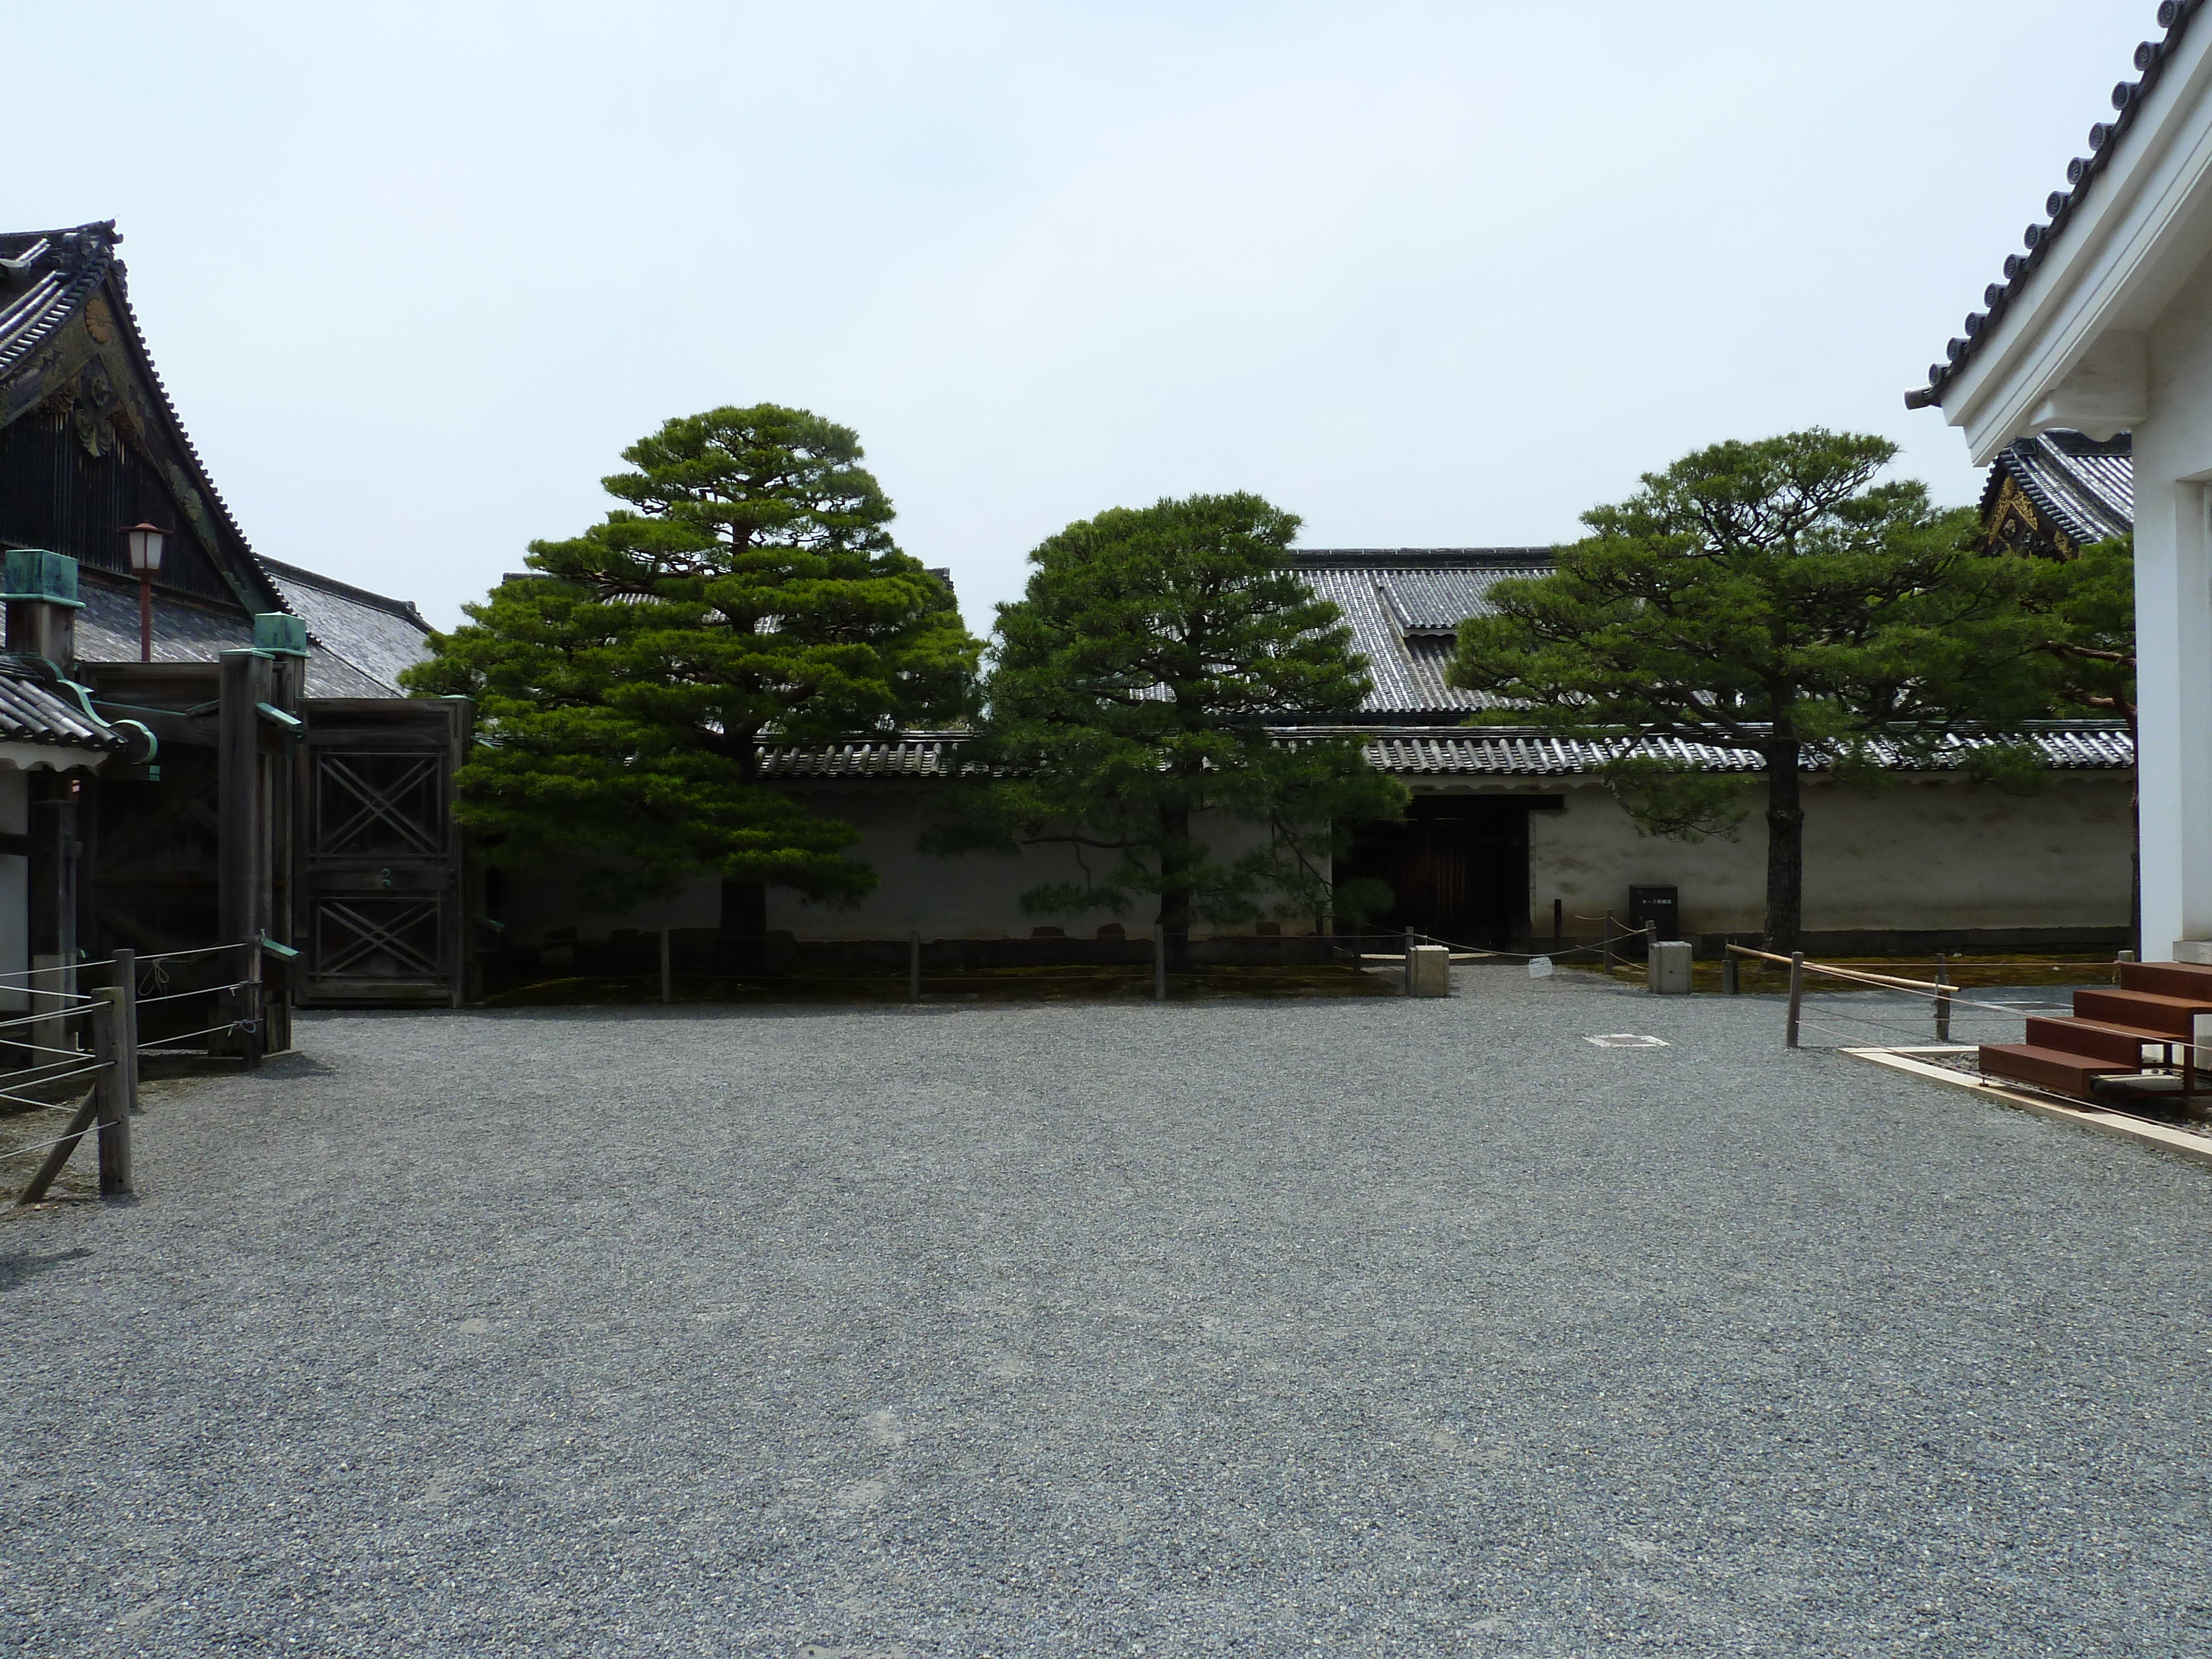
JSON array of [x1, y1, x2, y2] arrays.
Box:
[[4, 967, 2210, 1657]]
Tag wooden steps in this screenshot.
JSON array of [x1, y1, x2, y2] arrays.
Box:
[[1978, 1044, 2134, 1098], [1978, 960, 2212, 1105]]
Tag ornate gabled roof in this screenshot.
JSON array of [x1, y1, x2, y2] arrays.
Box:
[[1979, 430, 2134, 550], [0, 221, 431, 695], [1287, 549, 1556, 721], [1910, 1, 2203, 409], [0, 221, 285, 618]]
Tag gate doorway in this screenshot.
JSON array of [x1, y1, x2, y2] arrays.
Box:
[[1338, 795, 1558, 950], [299, 698, 472, 1006]]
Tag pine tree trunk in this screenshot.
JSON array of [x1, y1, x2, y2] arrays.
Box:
[[718, 878, 767, 973], [1157, 801, 1193, 974], [1763, 743, 1804, 953]]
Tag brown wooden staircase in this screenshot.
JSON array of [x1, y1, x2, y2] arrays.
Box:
[[1980, 960, 2212, 1107]]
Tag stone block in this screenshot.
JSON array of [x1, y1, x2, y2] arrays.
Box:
[[1407, 943, 1451, 997], [1647, 939, 1692, 994]]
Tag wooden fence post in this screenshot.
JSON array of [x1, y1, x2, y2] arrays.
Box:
[[14, 1088, 98, 1205], [1404, 927, 1416, 995], [1154, 930, 1166, 1002], [91, 988, 130, 1196], [1603, 912, 1615, 977], [909, 930, 921, 1005], [660, 927, 672, 1005], [1786, 951, 1805, 1048], [1722, 952, 1740, 996], [242, 939, 264, 1068], [113, 947, 138, 1106], [1934, 952, 1952, 1042]]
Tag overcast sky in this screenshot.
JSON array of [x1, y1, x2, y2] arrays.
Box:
[[11, 1, 2159, 636]]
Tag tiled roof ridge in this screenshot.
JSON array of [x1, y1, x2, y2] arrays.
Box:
[[96, 234, 293, 622], [1982, 430, 2136, 544], [0, 225, 109, 381], [1910, 1, 2202, 409], [258, 555, 428, 628], [749, 722, 2135, 778], [1288, 547, 1557, 567]]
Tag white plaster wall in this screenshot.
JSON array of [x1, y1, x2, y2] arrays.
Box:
[[1527, 773, 2131, 936], [497, 786, 1310, 943], [2136, 248, 2212, 956]]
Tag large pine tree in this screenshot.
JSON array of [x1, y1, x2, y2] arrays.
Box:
[[932, 491, 1402, 967], [1448, 430, 2055, 951], [406, 404, 977, 958]]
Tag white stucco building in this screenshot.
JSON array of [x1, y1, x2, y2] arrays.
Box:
[[1911, 0, 2211, 961]]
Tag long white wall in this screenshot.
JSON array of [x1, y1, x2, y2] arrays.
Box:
[[497, 773, 2131, 946], [1528, 774, 2130, 936], [496, 787, 1308, 943]]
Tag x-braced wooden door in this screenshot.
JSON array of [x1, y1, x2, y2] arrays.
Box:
[[299, 699, 471, 1006]]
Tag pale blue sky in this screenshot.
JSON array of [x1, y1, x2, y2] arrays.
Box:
[[11, 1, 2156, 635]]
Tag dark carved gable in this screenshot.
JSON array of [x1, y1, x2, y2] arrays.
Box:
[[0, 222, 283, 619]]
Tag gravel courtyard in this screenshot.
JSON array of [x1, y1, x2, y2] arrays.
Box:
[[4, 968, 2210, 1657]]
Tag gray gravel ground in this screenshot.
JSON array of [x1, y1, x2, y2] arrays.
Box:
[[4, 967, 2210, 1657]]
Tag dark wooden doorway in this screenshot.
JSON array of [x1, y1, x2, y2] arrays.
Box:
[[299, 699, 471, 1006], [1339, 795, 1557, 950]]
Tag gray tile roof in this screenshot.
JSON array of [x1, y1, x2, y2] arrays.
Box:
[[0, 227, 107, 382], [757, 724, 2136, 780], [1288, 549, 1556, 719], [1342, 724, 2136, 776], [1911, 1, 2202, 409], [262, 559, 432, 696], [74, 577, 405, 698], [0, 656, 133, 757], [1985, 430, 2133, 545]]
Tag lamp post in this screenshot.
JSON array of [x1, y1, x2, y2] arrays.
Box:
[[123, 524, 165, 662]]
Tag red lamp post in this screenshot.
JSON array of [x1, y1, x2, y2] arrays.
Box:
[[123, 523, 165, 662]]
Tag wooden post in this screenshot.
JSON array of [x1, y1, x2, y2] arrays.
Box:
[[14, 1088, 98, 1205], [908, 930, 921, 1005], [1786, 951, 1804, 1048], [660, 926, 672, 1005], [113, 947, 138, 1107], [1153, 929, 1166, 1002], [1603, 911, 1615, 976], [1934, 952, 1952, 1043], [1552, 898, 1563, 951], [91, 988, 130, 1196], [1404, 927, 1416, 995], [218, 649, 269, 1059], [243, 939, 264, 1067], [1722, 953, 1740, 996]]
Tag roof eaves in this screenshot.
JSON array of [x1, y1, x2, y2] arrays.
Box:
[[1909, 0, 2203, 410]]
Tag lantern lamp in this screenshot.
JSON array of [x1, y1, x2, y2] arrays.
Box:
[[124, 523, 165, 575], [122, 523, 166, 661]]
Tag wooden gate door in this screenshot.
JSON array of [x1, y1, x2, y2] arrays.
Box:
[[299, 698, 471, 1006]]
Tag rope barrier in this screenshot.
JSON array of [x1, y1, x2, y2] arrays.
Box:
[[133, 981, 253, 1008], [0, 1118, 103, 1162], [0, 1063, 109, 1114], [143, 1021, 247, 1048]]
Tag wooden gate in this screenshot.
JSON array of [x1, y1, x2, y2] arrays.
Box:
[[298, 698, 471, 1006]]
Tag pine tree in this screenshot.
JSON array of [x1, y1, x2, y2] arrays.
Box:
[[931, 492, 1404, 968], [1448, 430, 2056, 951], [405, 405, 978, 959]]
